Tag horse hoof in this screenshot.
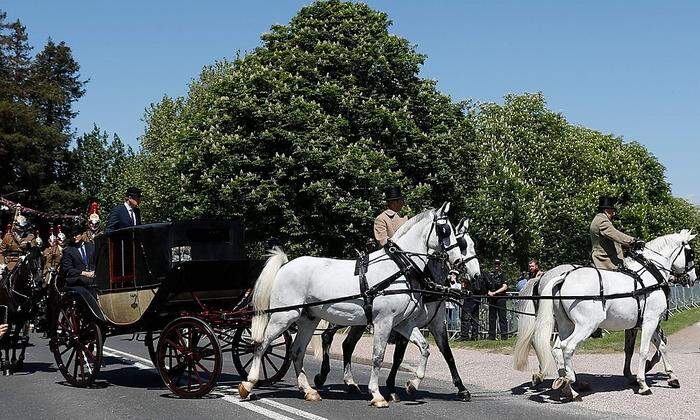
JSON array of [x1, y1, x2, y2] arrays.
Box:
[[389, 392, 401, 403], [645, 351, 661, 373], [238, 382, 251, 400], [346, 383, 362, 394], [405, 381, 417, 400], [668, 379, 680, 389], [305, 390, 322, 401], [313, 374, 325, 389], [572, 395, 583, 402], [370, 397, 389, 408], [552, 378, 565, 390], [532, 373, 544, 387], [457, 390, 471, 402], [639, 388, 652, 396]]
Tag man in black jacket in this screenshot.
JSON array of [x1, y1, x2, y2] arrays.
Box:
[[60, 231, 95, 287], [487, 259, 509, 340], [106, 187, 142, 233]]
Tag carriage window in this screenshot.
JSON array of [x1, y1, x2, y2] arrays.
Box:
[[171, 246, 192, 263], [109, 235, 136, 290]]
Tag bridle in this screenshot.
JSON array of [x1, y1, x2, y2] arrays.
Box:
[[644, 242, 696, 285]]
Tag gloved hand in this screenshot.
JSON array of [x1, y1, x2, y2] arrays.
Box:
[[632, 239, 646, 251]]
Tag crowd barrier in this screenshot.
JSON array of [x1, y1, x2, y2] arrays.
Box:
[[444, 284, 700, 340]]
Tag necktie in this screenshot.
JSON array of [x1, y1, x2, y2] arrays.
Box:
[[129, 209, 136, 225], [80, 245, 87, 265]]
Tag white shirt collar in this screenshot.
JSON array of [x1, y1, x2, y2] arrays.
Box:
[[124, 201, 133, 212], [384, 209, 397, 217]]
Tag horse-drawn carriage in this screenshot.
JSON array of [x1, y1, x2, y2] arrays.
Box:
[[49, 220, 292, 398]]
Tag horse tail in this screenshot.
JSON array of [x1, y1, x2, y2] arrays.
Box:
[[311, 320, 329, 360], [513, 278, 539, 371], [251, 247, 288, 343], [530, 275, 565, 375]]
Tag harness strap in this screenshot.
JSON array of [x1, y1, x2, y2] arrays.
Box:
[[355, 251, 372, 323]]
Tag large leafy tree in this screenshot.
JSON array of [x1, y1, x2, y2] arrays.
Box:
[[74, 125, 134, 212], [133, 0, 476, 257], [0, 10, 86, 215], [465, 93, 700, 272]]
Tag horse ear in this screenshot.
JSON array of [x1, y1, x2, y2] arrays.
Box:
[[456, 217, 466, 231], [439, 201, 451, 215]]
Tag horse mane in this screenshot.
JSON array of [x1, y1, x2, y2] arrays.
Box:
[[646, 230, 696, 256], [392, 209, 434, 239]]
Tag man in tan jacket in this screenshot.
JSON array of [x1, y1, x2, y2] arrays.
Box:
[[590, 196, 642, 270], [373, 187, 408, 247]]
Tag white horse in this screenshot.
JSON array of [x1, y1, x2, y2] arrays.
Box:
[[239, 203, 464, 407], [312, 217, 482, 402], [514, 230, 697, 401]]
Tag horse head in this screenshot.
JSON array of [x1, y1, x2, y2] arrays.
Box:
[[672, 230, 697, 286], [454, 217, 481, 283], [429, 202, 463, 268]]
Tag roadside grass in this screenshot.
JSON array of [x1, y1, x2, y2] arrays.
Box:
[[437, 307, 700, 354]]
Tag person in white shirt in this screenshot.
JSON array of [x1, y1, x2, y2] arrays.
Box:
[[105, 187, 142, 233]]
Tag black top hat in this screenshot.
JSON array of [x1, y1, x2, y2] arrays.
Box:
[[598, 196, 617, 211], [126, 186, 142, 199], [384, 186, 404, 202]]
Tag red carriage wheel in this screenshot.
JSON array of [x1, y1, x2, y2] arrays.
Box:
[[155, 317, 222, 398], [231, 327, 292, 386], [50, 295, 103, 387]]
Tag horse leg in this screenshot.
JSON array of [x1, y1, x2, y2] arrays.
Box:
[[557, 323, 597, 402], [313, 325, 337, 388], [636, 319, 657, 395], [239, 310, 300, 399], [386, 335, 409, 402], [290, 317, 322, 401], [645, 326, 664, 373], [651, 328, 680, 388], [429, 314, 470, 401], [368, 318, 393, 408], [397, 326, 430, 401], [342, 325, 366, 394], [623, 329, 637, 385]]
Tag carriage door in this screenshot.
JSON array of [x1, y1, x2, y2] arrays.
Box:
[[99, 231, 143, 324]]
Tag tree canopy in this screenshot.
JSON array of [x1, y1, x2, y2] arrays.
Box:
[[132, 0, 475, 256], [123, 0, 700, 266], [0, 11, 87, 215]]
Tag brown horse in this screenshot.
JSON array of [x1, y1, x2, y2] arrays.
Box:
[[0, 247, 43, 375]]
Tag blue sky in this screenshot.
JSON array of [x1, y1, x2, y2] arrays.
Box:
[[4, 1, 699, 203]]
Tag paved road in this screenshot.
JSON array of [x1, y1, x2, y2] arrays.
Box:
[[0, 334, 618, 420]]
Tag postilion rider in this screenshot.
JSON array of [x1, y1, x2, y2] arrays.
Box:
[[590, 196, 645, 270], [0, 210, 36, 272], [589, 196, 645, 339], [373, 187, 408, 247]]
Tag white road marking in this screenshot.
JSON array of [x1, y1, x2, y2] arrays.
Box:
[[222, 395, 296, 420], [102, 345, 328, 420], [104, 346, 154, 367], [258, 398, 329, 420]]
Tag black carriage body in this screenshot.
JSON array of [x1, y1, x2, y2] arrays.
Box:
[[70, 220, 259, 335]]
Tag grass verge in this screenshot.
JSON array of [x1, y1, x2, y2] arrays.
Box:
[[439, 307, 700, 354]]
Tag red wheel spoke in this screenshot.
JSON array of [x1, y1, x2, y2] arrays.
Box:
[[66, 348, 76, 369], [164, 338, 187, 354], [262, 358, 269, 379], [268, 351, 286, 360], [195, 361, 211, 375]]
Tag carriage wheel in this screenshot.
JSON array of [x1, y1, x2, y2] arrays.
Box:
[[155, 317, 222, 398], [144, 330, 161, 366], [50, 295, 103, 387], [231, 327, 292, 386]]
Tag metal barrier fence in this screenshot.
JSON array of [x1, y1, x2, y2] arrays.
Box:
[[445, 284, 700, 340]]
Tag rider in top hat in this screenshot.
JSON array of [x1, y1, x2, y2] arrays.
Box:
[[0, 208, 36, 271], [590, 196, 644, 270], [106, 187, 143, 234], [373, 186, 408, 247]]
